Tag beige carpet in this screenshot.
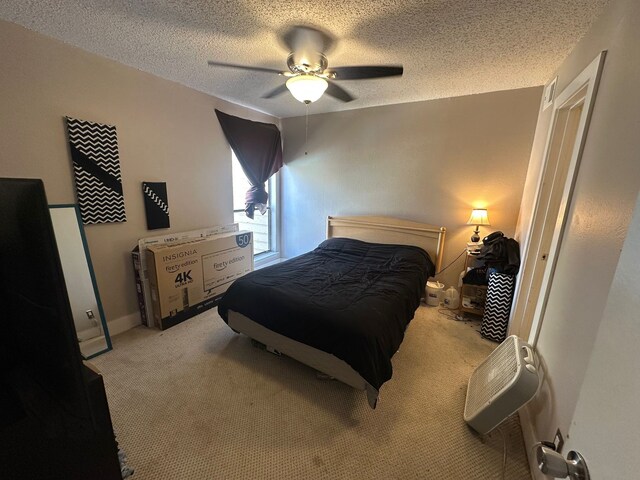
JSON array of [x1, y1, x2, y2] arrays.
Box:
[[93, 306, 532, 480]]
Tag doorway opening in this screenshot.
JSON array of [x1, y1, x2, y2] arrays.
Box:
[[510, 52, 606, 344]]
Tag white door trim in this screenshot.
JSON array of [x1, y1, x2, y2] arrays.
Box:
[[527, 51, 606, 346], [509, 86, 564, 337]]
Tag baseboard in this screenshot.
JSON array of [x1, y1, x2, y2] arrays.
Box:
[[107, 312, 142, 337], [519, 405, 546, 480]]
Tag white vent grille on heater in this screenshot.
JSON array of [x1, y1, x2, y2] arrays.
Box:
[[464, 335, 539, 434]]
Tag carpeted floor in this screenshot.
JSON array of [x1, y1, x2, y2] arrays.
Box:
[[93, 305, 532, 480]]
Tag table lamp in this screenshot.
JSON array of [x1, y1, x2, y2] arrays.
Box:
[[467, 209, 490, 242]]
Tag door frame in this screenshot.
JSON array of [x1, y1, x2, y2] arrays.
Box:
[[511, 51, 606, 345]]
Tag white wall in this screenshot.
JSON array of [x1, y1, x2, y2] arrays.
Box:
[[516, 0, 640, 476], [0, 20, 278, 327], [567, 190, 640, 478], [280, 88, 542, 288]]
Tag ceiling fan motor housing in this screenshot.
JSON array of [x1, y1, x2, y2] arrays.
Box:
[[287, 52, 329, 76]]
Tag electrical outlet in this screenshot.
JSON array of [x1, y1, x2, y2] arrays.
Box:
[[554, 428, 564, 453]]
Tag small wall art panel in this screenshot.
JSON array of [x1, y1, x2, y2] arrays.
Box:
[[66, 117, 126, 224], [142, 181, 170, 230]]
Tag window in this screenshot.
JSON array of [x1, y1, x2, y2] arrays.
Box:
[[232, 152, 277, 257]]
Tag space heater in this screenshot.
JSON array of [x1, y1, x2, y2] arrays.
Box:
[[464, 335, 539, 435]]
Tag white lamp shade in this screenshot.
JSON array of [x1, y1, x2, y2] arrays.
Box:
[[467, 209, 490, 226], [286, 75, 328, 103]]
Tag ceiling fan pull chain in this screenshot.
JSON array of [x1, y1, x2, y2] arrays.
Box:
[[305, 103, 309, 155]]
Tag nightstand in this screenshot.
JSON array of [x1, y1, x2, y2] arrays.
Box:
[[459, 250, 487, 317]]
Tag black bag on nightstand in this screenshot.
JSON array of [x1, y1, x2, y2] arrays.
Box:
[[476, 233, 521, 276]]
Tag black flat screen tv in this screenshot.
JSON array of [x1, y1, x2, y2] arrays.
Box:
[[0, 178, 95, 463]]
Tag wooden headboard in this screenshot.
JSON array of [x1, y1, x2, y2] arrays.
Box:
[[326, 215, 446, 273]]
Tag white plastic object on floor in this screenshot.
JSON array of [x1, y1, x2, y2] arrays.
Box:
[[464, 335, 540, 434], [443, 287, 459, 309], [425, 281, 444, 306]]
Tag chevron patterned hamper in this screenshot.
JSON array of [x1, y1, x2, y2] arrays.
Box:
[[481, 273, 516, 342]]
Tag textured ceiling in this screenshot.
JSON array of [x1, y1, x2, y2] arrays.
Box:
[[0, 0, 609, 118]]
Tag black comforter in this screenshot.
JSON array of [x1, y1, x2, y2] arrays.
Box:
[[218, 237, 435, 390]]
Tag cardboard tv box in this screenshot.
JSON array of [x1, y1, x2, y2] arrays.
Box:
[[146, 231, 253, 330]]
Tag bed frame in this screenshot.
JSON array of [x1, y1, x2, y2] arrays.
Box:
[[227, 215, 447, 408]]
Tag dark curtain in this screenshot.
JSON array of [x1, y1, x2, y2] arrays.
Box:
[[215, 109, 283, 219]]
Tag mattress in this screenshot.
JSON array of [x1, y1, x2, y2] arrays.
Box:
[[217, 237, 435, 395]]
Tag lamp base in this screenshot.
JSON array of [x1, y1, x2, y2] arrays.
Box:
[[470, 226, 481, 243]]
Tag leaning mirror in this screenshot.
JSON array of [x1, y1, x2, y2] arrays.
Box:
[[49, 205, 112, 358]]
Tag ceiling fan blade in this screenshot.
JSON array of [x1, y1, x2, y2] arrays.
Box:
[[207, 61, 283, 75], [325, 82, 355, 102], [328, 65, 403, 80], [261, 84, 289, 99]]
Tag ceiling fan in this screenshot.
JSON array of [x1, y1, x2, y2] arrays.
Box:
[[207, 26, 403, 104]]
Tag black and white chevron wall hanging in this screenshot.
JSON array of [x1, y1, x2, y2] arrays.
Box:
[[481, 273, 517, 343], [142, 182, 170, 230], [66, 116, 126, 225]]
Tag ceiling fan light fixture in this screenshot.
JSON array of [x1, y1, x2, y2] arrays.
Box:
[[285, 75, 328, 104]]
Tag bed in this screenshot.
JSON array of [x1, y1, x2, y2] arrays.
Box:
[[217, 216, 446, 408]]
